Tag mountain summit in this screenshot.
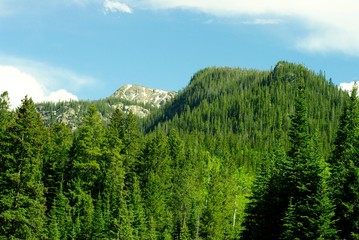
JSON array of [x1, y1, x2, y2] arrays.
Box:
[[110, 84, 177, 108]]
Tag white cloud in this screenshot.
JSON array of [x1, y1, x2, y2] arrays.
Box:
[[339, 81, 358, 93], [124, 0, 359, 55], [104, 0, 132, 14], [44, 89, 78, 102], [0, 65, 78, 109], [0, 55, 96, 92]]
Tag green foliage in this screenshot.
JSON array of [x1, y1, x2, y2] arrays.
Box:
[[48, 187, 72, 240], [241, 85, 337, 240], [330, 83, 359, 239], [0, 62, 350, 239], [0, 96, 47, 239], [145, 62, 345, 171]]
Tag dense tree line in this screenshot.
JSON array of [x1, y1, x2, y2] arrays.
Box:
[[0, 95, 250, 239], [1, 61, 358, 239]]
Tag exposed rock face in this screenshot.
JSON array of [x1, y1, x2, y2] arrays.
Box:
[[110, 84, 177, 108]]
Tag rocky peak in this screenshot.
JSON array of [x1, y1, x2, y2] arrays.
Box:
[[110, 84, 177, 108]]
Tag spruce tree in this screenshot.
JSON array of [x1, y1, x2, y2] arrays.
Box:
[[0, 96, 47, 239], [48, 185, 72, 240], [240, 139, 289, 240], [68, 105, 105, 238], [142, 131, 173, 239], [330, 83, 359, 239], [103, 108, 134, 239], [70, 105, 105, 196], [281, 85, 337, 239], [43, 123, 72, 210]]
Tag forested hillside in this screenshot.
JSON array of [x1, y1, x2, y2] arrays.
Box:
[[145, 61, 345, 166], [1, 61, 357, 239]]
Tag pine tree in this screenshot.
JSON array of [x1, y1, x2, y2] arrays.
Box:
[[43, 123, 72, 210], [129, 176, 148, 240], [92, 197, 106, 239], [240, 140, 289, 240], [48, 185, 72, 240], [0, 96, 47, 239], [330, 83, 359, 239], [68, 105, 105, 238], [281, 85, 337, 239], [104, 108, 134, 239], [70, 181, 94, 239], [70, 105, 105, 196], [142, 131, 173, 239]]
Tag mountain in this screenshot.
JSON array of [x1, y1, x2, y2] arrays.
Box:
[[110, 84, 177, 108], [144, 61, 347, 162], [35, 84, 177, 129]]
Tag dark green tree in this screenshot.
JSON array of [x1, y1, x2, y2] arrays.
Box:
[[129, 175, 148, 239], [142, 131, 173, 239], [330, 83, 359, 239], [48, 185, 73, 240], [68, 105, 105, 239], [103, 108, 134, 239], [281, 85, 337, 240], [43, 123, 72, 210], [240, 140, 289, 240], [0, 96, 47, 239], [70, 105, 105, 196]]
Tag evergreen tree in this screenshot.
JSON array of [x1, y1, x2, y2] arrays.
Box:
[[70, 105, 105, 196], [240, 140, 289, 240], [281, 85, 337, 239], [142, 131, 173, 239], [129, 175, 148, 240], [0, 96, 47, 239], [68, 105, 105, 239], [103, 109, 134, 239], [48, 185, 72, 240], [330, 83, 359, 239], [43, 123, 72, 210]]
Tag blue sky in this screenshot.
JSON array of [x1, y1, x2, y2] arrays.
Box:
[[0, 0, 358, 107]]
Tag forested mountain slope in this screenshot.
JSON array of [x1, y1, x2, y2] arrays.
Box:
[[145, 61, 346, 164], [0, 61, 353, 239]]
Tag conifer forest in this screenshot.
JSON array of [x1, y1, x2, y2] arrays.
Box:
[[1, 61, 359, 239]]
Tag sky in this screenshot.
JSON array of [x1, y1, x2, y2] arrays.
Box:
[[0, 0, 359, 108]]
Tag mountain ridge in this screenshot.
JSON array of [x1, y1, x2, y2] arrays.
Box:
[[35, 83, 177, 128]]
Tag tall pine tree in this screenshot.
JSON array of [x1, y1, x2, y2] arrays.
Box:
[[330, 83, 359, 239], [0, 96, 47, 239], [281, 84, 337, 240]]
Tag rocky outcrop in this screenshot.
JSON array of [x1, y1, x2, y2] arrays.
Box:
[[110, 84, 177, 108]]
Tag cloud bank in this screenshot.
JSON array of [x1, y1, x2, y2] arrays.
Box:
[[124, 0, 359, 55], [0, 66, 78, 109]]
